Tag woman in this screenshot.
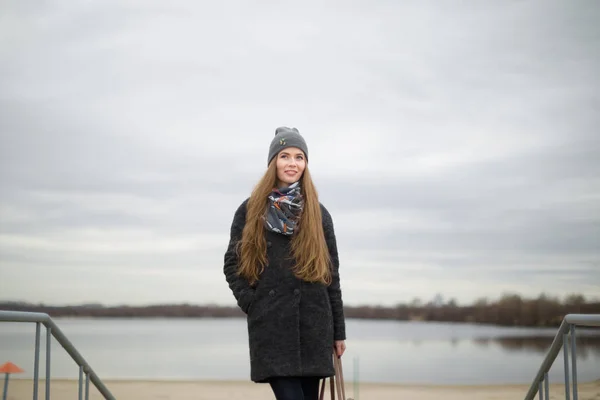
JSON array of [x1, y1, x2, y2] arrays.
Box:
[[223, 126, 347, 400]]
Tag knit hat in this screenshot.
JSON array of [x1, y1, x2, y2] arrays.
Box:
[[267, 126, 309, 165]]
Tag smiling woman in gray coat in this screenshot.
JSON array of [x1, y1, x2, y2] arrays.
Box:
[[223, 127, 346, 400]]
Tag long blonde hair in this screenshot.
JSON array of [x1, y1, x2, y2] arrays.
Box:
[[236, 160, 332, 285]]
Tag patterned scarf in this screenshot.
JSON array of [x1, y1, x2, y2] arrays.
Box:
[[264, 181, 304, 236]]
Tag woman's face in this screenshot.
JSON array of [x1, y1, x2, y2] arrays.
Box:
[[276, 147, 306, 188]]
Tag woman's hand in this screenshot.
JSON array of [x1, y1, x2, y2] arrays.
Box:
[[334, 340, 346, 358]]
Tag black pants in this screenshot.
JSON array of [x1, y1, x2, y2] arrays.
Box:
[[268, 376, 321, 400]]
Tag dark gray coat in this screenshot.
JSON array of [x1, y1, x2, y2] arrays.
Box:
[[223, 198, 346, 383]]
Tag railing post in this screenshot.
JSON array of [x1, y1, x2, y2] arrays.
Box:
[[543, 372, 549, 400], [45, 326, 51, 400], [85, 373, 90, 400], [33, 322, 41, 400], [563, 332, 570, 400], [571, 325, 578, 400], [79, 366, 83, 400]]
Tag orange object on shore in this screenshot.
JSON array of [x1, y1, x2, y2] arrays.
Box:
[[0, 362, 23, 374], [2, 362, 24, 400]]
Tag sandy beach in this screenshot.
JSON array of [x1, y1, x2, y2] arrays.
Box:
[[5, 379, 600, 400]]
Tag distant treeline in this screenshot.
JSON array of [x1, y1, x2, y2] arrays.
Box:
[[1, 293, 599, 328]]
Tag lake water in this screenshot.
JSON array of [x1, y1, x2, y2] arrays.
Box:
[[1, 318, 599, 385]]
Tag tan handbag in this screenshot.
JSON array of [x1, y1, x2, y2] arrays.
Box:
[[318, 351, 349, 400]]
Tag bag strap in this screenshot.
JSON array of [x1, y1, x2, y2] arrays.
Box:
[[319, 378, 325, 399], [334, 355, 346, 400], [331, 374, 336, 400], [318, 375, 334, 400], [319, 351, 346, 400]]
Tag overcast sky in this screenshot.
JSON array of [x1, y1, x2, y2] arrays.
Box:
[[1, 1, 599, 307]]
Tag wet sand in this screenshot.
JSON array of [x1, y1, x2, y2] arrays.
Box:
[[5, 378, 600, 400]]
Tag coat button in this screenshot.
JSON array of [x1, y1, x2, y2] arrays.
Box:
[[293, 289, 300, 295], [267, 241, 272, 248], [269, 290, 275, 296]]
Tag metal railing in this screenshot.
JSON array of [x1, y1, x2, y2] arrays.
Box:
[[524, 313, 600, 400], [0, 310, 116, 400]]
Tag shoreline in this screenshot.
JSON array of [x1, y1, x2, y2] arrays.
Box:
[[6, 378, 600, 400], [10, 377, 600, 385], [8, 380, 600, 400]]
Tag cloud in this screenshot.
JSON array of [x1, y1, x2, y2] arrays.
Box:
[[1, 0, 599, 306]]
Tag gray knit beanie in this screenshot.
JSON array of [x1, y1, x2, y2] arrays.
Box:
[[267, 126, 309, 165]]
